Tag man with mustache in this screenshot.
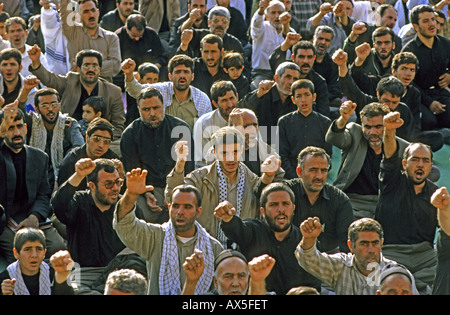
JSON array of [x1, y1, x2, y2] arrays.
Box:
[[120, 87, 194, 224], [99, 0, 140, 32], [402, 4, 450, 130], [51, 158, 129, 294], [214, 182, 321, 295], [0, 104, 66, 265], [374, 111, 440, 294], [325, 101, 409, 219], [296, 216, 418, 295]]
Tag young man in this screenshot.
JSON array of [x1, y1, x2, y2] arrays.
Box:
[[296, 216, 418, 295], [114, 181, 223, 295], [277, 79, 332, 179], [214, 182, 321, 294], [99, 0, 140, 32], [166, 126, 281, 246], [0, 228, 74, 295]]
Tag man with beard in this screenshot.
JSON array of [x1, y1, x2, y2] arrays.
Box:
[[177, 33, 228, 100], [238, 61, 300, 145], [0, 104, 67, 265], [269, 39, 331, 118], [99, 0, 140, 32], [120, 87, 194, 224], [51, 158, 129, 294], [59, 0, 121, 82], [256, 146, 353, 254], [122, 54, 211, 131], [250, 0, 295, 87], [402, 5, 450, 130], [193, 80, 238, 167], [296, 216, 418, 295], [214, 182, 321, 295], [325, 101, 409, 219], [28, 46, 125, 153], [374, 111, 440, 294], [114, 179, 223, 295], [17, 82, 84, 190], [166, 126, 281, 247]]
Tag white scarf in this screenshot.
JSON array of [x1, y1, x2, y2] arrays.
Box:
[[29, 111, 66, 180], [7, 260, 51, 295], [216, 162, 245, 248], [159, 220, 214, 295]]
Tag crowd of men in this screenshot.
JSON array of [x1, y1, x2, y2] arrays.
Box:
[[0, 0, 450, 297]]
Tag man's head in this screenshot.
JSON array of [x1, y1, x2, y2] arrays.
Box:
[[169, 184, 203, 237], [200, 34, 224, 69], [213, 249, 249, 295], [347, 218, 384, 276], [410, 5, 437, 39], [296, 146, 330, 193], [391, 52, 418, 87], [210, 80, 238, 120], [13, 228, 46, 276], [125, 14, 146, 42], [137, 86, 165, 128], [240, 108, 258, 149], [435, 10, 446, 35], [188, 0, 207, 18], [260, 182, 295, 233], [338, 0, 354, 17], [292, 40, 316, 77], [0, 48, 22, 84], [78, 0, 100, 31], [208, 6, 230, 38], [274, 61, 300, 98], [372, 27, 395, 61], [376, 76, 404, 110], [5, 17, 28, 52], [212, 126, 244, 175], [86, 117, 114, 159], [359, 102, 390, 148], [0, 11, 10, 40], [376, 4, 398, 29], [402, 142, 433, 185], [377, 265, 414, 295], [116, 0, 135, 20], [265, 1, 286, 31], [137, 62, 159, 84], [291, 79, 316, 116], [0, 107, 27, 153], [34, 88, 61, 126], [75, 49, 103, 85], [168, 54, 195, 92], [313, 25, 334, 56], [86, 158, 122, 206], [104, 268, 148, 295], [82, 95, 105, 123]]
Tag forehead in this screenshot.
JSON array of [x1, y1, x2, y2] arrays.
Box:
[[361, 115, 383, 125], [191, 0, 206, 5], [418, 11, 435, 21], [379, 91, 400, 100], [294, 87, 313, 95], [90, 129, 112, 138], [216, 142, 242, 153], [139, 96, 163, 107], [38, 93, 58, 104], [202, 42, 220, 51], [383, 8, 398, 17], [172, 64, 192, 72], [316, 31, 333, 39], [281, 68, 300, 78], [217, 257, 247, 274], [80, 1, 98, 11], [21, 240, 45, 249], [407, 144, 432, 159], [7, 22, 25, 32], [98, 168, 119, 180], [217, 89, 237, 100], [172, 190, 197, 204], [295, 49, 314, 57], [303, 154, 329, 166], [266, 190, 292, 202], [81, 56, 100, 65], [374, 34, 393, 42], [397, 63, 416, 70], [0, 57, 19, 65], [243, 111, 257, 124], [267, 3, 284, 12]]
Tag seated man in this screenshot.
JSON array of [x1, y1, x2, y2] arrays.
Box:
[[374, 111, 440, 294], [182, 250, 276, 295], [0, 228, 75, 295], [214, 182, 321, 294], [277, 79, 332, 179], [165, 126, 281, 247], [296, 216, 419, 295], [57, 117, 120, 192], [103, 268, 148, 295], [0, 104, 66, 264], [51, 158, 128, 295], [114, 178, 224, 295], [120, 87, 194, 224], [376, 265, 415, 295]]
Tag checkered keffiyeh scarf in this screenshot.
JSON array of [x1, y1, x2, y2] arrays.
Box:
[[159, 220, 214, 295], [7, 260, 51, 295], [216, 162, 245, 248]]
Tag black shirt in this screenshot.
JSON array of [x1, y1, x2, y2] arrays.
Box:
[[345, 146, 381, 195], [74, 83, 99, 121], [2, 79, 22, 105], [9, 147, 28, 219], [221, 217, 321, 295], [375, 150, 439, 245]]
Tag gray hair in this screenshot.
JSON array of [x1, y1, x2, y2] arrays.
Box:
[[208, 6, 230, 20], [275, 61, 300, 77]]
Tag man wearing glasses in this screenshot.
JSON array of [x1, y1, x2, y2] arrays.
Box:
[[51, 158, 131, 295]]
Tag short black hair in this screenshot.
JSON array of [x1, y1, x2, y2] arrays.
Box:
[[76, 49, 103, 69], [83, 96, 106, 115]]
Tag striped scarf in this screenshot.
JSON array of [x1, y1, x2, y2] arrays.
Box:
[[7, 260, 51, 295]]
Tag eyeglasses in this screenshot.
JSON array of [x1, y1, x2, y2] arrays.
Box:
[[39, 101, 60, 110], [81, 63, 100, 70], [97, 178, 124, 189], [90, 135, 112, 145]]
